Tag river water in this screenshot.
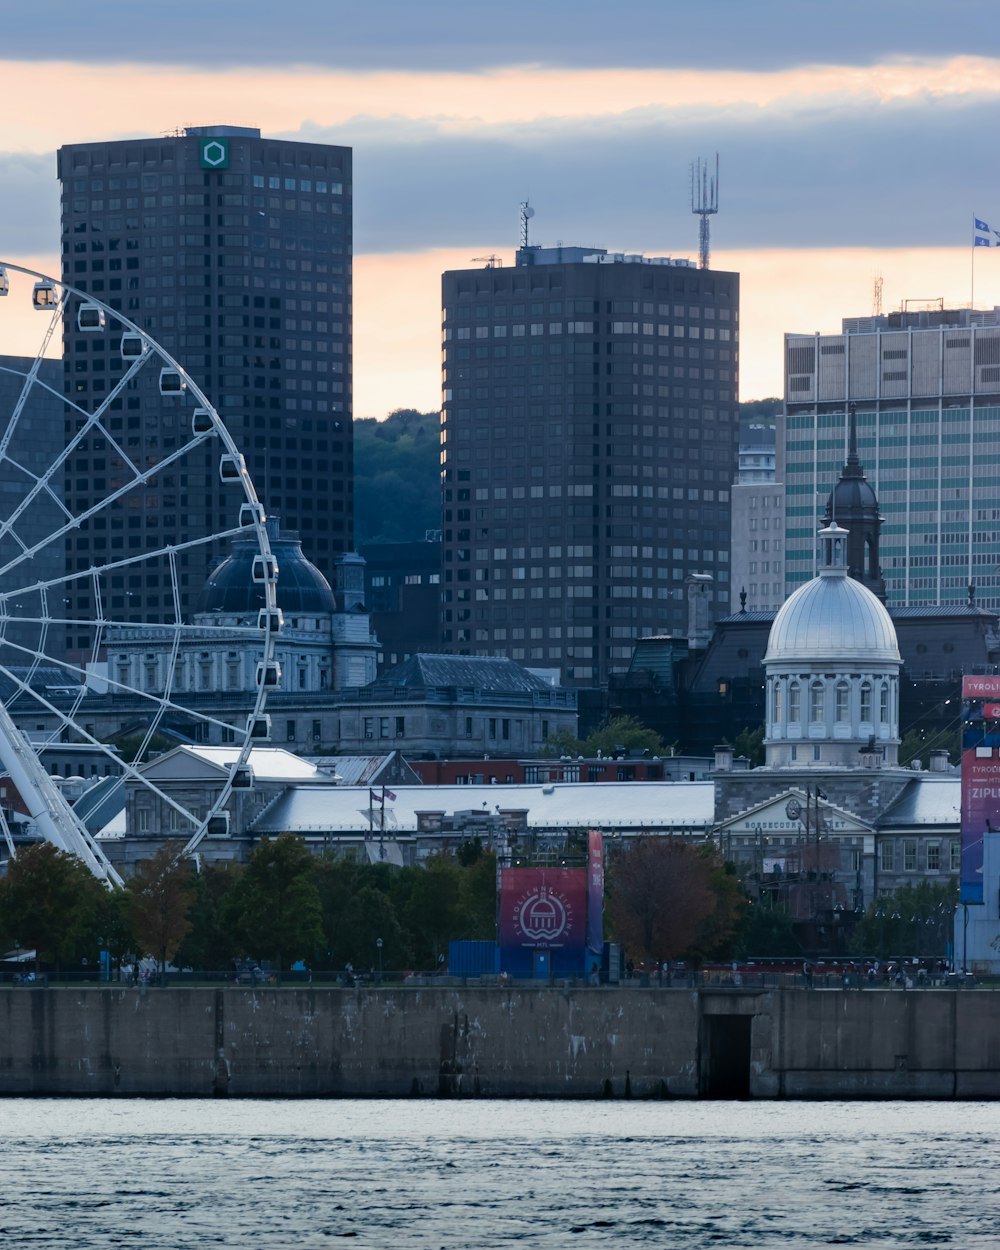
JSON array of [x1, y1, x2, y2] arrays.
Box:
[[0, 1099, 996, 1248]]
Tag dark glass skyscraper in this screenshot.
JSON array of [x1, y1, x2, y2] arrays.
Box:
[[441, 246, 739, 687], [57, 126, 352, 652]]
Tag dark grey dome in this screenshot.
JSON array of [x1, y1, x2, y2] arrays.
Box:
[[197, 522, 336, 616], [825, 471, 879, 518]]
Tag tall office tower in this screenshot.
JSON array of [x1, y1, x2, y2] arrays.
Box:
[[441, 246, 739, 688], [57, 126, 352, 653], [783, 307, 1000, 608], [729, 423, 784, 614]]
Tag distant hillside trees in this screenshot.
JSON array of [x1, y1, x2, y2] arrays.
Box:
[[354, 409, 440, 545], [353, 402, 780, 546]]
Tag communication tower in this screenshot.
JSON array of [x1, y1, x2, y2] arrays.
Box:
[[690, 155, 719, 270], [520, 200, 535, 249]]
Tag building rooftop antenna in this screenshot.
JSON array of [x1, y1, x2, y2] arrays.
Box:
[[520, 200, 535, 250], [690, 154, 719, 270]]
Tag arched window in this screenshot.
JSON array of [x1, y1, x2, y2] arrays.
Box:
[[835, 681, 850, 722], [879, 682, 889, 723], [788, 682, 801, 723], [810, 680, 825, 723], [860, 682, 872, 722], [772, 680, 782, 723]]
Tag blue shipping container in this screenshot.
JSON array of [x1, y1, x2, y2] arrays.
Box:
[[448, 940, 500, 977]]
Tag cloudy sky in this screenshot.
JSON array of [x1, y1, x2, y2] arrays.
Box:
[[2, 0, 1000, 416]]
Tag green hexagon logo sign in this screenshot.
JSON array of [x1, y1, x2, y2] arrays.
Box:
[[199, 138, 229, 170]]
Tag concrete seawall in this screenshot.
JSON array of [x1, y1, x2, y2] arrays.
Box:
[[1, 986, 998, 1098]]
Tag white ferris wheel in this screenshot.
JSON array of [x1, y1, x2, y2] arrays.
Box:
[[0, 262, 279, 886]]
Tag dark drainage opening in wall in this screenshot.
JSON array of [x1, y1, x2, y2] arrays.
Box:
[[700, 1014, 752, 1098]]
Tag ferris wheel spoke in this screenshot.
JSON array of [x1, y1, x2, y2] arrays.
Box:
[[0, 657, 209, 832], [0, 355, 148, 550], [0, 263, 276, 881]]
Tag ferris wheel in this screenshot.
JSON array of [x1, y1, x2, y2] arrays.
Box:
[[0, 262, 279, 885]]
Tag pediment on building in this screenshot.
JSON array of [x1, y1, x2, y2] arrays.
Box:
[[717, 788, 875, 838], [138, 745, 231, 782]]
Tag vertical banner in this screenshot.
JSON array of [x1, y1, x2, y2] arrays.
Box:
[[587, 830, 604, 955], [960, 675, 1000, 904]]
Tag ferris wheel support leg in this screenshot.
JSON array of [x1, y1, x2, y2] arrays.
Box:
[[0, 698, 123, 886]]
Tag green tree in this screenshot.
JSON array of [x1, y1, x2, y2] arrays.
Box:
[[690, 855, 748, 961], [851, 879, 956, 958], [128, 847, 194, 977], [0, 843, 105, 970], [458, 851, 498, 941], [174, 862, 244, 972], [734, 725, 765, 768], [233, 835, 323, 970], [97, 887, 139, 980], [544, 715, 667, 759], [401, 856, 465, 967], [338, 884, 410, 973], [897, 725, 960, 768], [733, 902, 801, 958]]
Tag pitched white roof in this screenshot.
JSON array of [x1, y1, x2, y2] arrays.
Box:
[[252, 780, 715, 836], [141, 745, 324, 783]]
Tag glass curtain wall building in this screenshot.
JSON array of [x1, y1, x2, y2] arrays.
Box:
[[441, 246, 739, 687], [783, 309, 1000, 609], [57, 126, 352, 656]]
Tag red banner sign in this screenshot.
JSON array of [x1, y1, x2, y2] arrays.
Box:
[[498, 867, 587, 948]]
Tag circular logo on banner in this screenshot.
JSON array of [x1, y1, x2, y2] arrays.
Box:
[[514, 887, 573, 943]]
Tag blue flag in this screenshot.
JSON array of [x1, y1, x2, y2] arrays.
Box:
[[975, 236, 995, 247], [976, 217, 991, 233]]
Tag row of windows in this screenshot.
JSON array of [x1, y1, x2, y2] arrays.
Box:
[[879, 840, 960, 873], [772, 679, 892, 725]]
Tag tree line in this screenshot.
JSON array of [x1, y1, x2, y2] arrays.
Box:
[[0, 832, 952, 977]]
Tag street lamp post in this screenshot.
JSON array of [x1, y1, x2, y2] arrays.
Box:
[[376, 936, 383, 984]]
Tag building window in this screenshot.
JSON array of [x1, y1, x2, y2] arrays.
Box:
[[772, 681, 782, 723], [903, 839, 917, 872], [364, 716, 374, 739], [465, 716, 473, 736], [379, 717, 390, 738], [395, 716, 405, 737], [312, 719, 322, 742], [788, 682, 800, 723], [926, 843, 941, 871], [137, 808, 150, 833], [950, 840, 961, 871], [286, 719, 296, 742], [810, 680, 825, 722], [860, 682, 872, 722], [879, 682, 889, 723], [879, 840, 895, 872], [835, 682, 850, 723]]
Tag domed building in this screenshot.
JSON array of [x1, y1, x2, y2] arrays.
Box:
[[107, 519, 378, 703], [763, 523, 900, 768], [712, 522, 956, 944]]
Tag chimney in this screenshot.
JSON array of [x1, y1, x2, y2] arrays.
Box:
[[928, 749, 950, 773], [713, 743, 734, 772], [686, 573, 714, 650]]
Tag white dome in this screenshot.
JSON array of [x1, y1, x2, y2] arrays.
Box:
[[765, 573, 899, 665]]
